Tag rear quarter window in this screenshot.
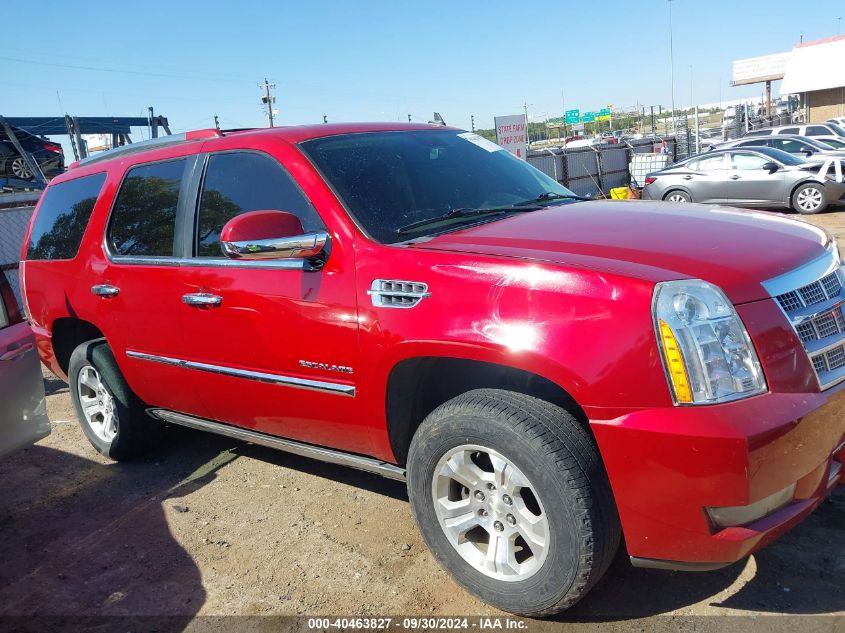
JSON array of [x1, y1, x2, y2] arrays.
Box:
[[26, 172, 107, 260]]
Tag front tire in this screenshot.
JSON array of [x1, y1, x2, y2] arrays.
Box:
[[792, 182, 827, 215], [69, 340, 163, 460], [406, 389, 620, 617]]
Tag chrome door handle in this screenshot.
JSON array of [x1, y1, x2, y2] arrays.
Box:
[[91, 284, 120, 298], [730, 175, 741, 180], [0, 342, 34, 362], [182, 293, 223, 307]]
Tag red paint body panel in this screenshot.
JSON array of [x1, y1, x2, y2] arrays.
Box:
[[21, 123, 845, 567]]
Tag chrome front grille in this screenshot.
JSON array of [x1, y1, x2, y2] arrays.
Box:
[[765, 247, 845, 390]]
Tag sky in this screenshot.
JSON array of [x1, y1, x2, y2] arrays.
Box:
[[2, 0, 843, 151]]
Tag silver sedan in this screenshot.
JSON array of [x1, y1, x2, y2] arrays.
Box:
[[0, 274, 50, 459], [641, 146, 845, 214]]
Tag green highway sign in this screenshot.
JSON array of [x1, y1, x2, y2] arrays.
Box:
[[546, 116, 565, 126], [565, 109, 580, 124], [582, 111, 595, 122], [596, 108, 611, 121]]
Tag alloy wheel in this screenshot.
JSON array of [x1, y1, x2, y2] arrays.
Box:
[[76, 366, 118, 443], [432, 444, 550, 582], [796, 186, 823, 212], [10, 157, 32, 180], [667, 193, 689, 203]]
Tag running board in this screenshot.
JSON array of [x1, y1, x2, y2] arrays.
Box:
[[148, 408, 406, 482]]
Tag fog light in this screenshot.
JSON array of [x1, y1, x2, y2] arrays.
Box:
[[706, 483, 796, 528]]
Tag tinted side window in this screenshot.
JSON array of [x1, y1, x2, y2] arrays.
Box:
[[0, 286, 8, 329], [688, 155, 724, 171], [195, 152, 323, 257], [108, 159, 186, 257], [27, 173, 106, 260], [806, 126, 831, 136], [780, 127, 799, 134], [730, 153, 769, 170]]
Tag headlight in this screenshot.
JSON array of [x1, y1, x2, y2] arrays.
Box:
[[653, 280, 767, 405]]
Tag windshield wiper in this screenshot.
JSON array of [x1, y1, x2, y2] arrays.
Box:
[[396, 206, 540, 236], [514, 191, 590, 206]]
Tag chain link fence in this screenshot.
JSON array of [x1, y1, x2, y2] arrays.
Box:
[[0, 204, 35, 307], [527, 137, 678, 197]]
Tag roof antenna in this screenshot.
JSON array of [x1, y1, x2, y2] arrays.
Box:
[[429, 112, 446, 126]]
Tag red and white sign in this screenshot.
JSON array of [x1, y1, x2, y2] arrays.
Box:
[[494, 114, 527, 160]]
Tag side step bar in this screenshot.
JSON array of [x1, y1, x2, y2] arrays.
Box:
[[148, 408, 406, 482]]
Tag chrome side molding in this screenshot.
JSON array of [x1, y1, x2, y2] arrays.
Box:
[[126, 350, 355, 396], [148, 408, 406, 482]]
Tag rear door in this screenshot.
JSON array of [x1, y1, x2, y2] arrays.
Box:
[[0, 275, 50, 459], [726, 151, 785, 205], [95, 156, 202, 413], [683, 153, 728, 203]]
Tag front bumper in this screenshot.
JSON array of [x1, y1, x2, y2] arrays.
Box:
[[590, 385, 845, 568]]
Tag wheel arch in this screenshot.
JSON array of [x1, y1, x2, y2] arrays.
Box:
[[51, 316, 106, 376], [385, 356, 590, 466], [662, 187, 693, 202], [789, 178, 825, 206]]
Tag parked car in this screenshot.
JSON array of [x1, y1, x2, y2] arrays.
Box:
[[827, 117, 845, 127], [742, 122, 845, 145], [1, 126, 65, 181], [642, 147, 845, 213], [710, 134, 845, 158], [0, 273, 50, 459], [22, 124, 845, 616]]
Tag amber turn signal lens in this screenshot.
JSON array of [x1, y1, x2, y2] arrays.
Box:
[[658, 319, 692, 403]]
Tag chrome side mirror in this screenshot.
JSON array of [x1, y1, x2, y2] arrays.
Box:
[[219, 210, 329, 266], [221, 231, 329, 260]]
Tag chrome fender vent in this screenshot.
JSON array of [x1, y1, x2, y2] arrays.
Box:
[[368, 279, 430, 308]]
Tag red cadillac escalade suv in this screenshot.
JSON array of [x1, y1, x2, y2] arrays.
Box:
[[21, 123, 845, 616]]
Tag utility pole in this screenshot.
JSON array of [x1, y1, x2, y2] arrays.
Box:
[[323, 114, 328, 124], [471, 115, 475, 131], [407, 114, 412, 123], [259, 78, 276, 127], [523, 101, 533, 147], [668, 0, 676, 135], [214, 114, 220, 131]]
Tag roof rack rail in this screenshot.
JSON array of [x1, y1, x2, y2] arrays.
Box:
[[74, 128, 223, 168]]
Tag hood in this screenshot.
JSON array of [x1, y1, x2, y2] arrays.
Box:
[[412, 200, 830, 304]]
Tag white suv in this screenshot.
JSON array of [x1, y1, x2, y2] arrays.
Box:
[[744, 122, 845, 146]]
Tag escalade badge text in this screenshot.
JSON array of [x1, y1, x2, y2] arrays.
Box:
[[299, 360, 354, 374]]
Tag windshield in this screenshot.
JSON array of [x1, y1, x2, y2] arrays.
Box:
[[300, 130, 577, 243]]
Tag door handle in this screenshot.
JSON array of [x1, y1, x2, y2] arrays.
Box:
[[91, 284, 120, 298], [730, 175, 741, 180], [682, 175, 693, 180], [0, 342, 34, 362], [182, 293, 223, 308]]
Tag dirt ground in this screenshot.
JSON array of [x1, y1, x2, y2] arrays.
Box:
[[0, 209, 844, 632]]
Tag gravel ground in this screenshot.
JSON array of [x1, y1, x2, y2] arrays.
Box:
[[0, 208, 843, 631]]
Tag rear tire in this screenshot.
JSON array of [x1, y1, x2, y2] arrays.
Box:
[[406, 389, 620, 617], [68, 340, 163, 460], [664, 189, 691, 203], [10, 156, 33, 180], [792, 182, 827, 215]]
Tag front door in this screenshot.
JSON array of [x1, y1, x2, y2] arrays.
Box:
[[174, 150, 367, 454], [0, 278, 50, 458], [726, 151, 785, 205]]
